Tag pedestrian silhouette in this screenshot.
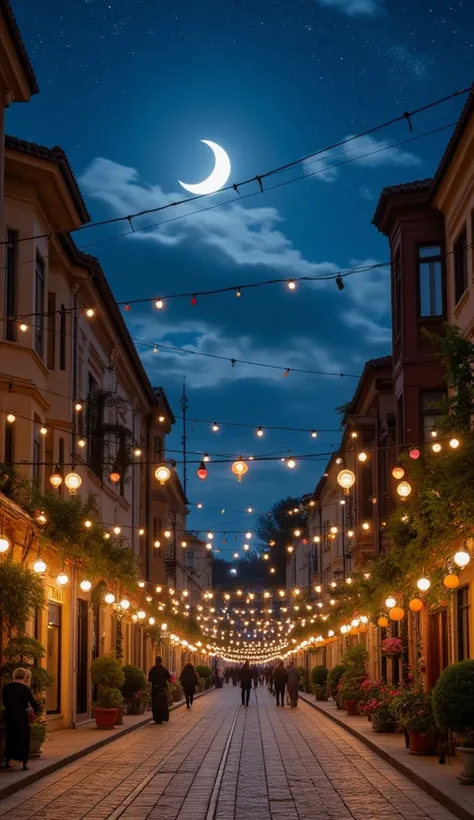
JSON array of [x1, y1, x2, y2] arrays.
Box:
[[273, 660, 288, 707], [239, 660, 253, 706]]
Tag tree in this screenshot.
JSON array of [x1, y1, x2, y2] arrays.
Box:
[[256, 497, 306, 585]]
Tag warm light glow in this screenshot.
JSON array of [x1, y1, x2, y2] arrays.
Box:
[[78, 438, 86, 448], [294, 529, 301, 537], [392, 466, 405, 480], [377, 616, 389, 628], [450, 438, 460, 449], [80, 579, 92, 592], [443, 574, 460, 589], [120, 598, 130, 610], [113, 526, 121, 535], [65, 471, 82, 492], [287, 545, 294, 553], [6, 413, 15, 423], [181, 541, 187, 548], [330, 526, 338, 535], [155, 299, 164, 309], [347, 529, 354, 538], [385, 597, 396, 608], [389, 606, 405, 621], [408, 598, 423, 612], [56, 572, 68, 586], [417, 577, 431, 592], [33, 558, 47, 574], [19, 322, 27, 332], [104, 592, 115, 604], [137, 610, 146, 620], [84, 519, 92, 529], [287, 280, 296, 290], [337, 469, 355, 490], [346, 577, 352, 584], [362, 522, 370, 531], [154, 540, 161, 548], [397, 481, 412, 499], [75, 403, 82, 412], [432, 442, 442, 453], [0, 536, 10, 553], [158, 415, 166, 423], [454, 550, 471, 568], [287, 459, 296, 469], [358, 451, 368, 462], [212, 422, 219, 432], [313, 536, 320, 543], [155, 465, 171, 484], [232, 460, 248, 481], [315, 585, 322, 593]]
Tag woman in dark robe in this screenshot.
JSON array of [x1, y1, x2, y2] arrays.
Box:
[[148, 656, 171, 724], [2, 667, 40, 770], [179, 663, 198, 708]]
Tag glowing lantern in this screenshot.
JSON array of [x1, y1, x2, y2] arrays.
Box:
[[109, 471, 121, 484], [50, 466, 63, 488], [409, 598, 424, 612], [0, 536, 10, 553], [409, 448, 420, 460], [197, 461, 208, 480], [417, 577, 431, 592], [337, 469, 355, 491], [377, 616, 389, 628], [392, 465, 405, 480], [385, 597, 396, 609], [33, 558, 47, 574], [232, 460, 248, 482], [443, 574, 460, 589], [120, 598, 130, 610], [65, 470, 82, 493], [104, 592, 116, 604], [359, 624, 368, 634], [454, 550, 471, 568], [56, 573, 69, 586], [155, 465, 171, 485], [397, 481, 412, 499], [80, 579, 92, 592], [349, 627, 359, 636], [389, 606, 405, 621]]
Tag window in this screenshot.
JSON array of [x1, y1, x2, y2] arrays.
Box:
[[33, 415, 41, 484], [35, 255, 45, 356], [60, 304, 66, 370], [46, 603, 61, 714], [5, 230, 18, 341], [185, 549, 194, 569], [4, 421, 14, 465], [47, 292, 56, 369], [420, 390, 445, 441], [457, 586, 470, 661], [88, 373, 103, 477], [153, 436, 163, 461], [454, 228, 468, 305], [418, 245, 443, 317]]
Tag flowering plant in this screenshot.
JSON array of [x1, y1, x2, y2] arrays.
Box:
[[392, 688, 435, 733], [380, 637, 402, 655], [359, 679, 399, 726]]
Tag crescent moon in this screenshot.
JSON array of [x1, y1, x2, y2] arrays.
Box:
[[178, 140, 231, 195]]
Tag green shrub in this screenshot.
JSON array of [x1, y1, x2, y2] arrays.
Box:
[[392, 689, 434, 733], [30, 721, 47, 743], [96, 687, 123, 709], [296, 666, 310, 692], [342, 644, 369, 669], [1, 636, 54, 699], [121, 664, 147, 695], [311, 666, 328, 686], [327, 664, 345, 695], [433, 660, 474, 744], [91, 655, 125, 689], [339, 673, 368, 703], [196, 665, 212, 679]]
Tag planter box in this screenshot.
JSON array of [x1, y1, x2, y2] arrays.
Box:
[[408, 730, 438, 756], [29, 733, 44, 759], [124, 696, 145, 715], [458, 747, 474, 783], [94, 707, 118, 729]]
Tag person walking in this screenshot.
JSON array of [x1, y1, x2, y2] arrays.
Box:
[[252, 665, 259, 689], [273, 660, 288, 708], [239, 660, 253, 706], [179, 662, 198, 709], [2, 668, 39, 770], [286, 662, 301, 708], [148, 656, 171, 724]]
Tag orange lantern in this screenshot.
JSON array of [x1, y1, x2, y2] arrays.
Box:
[[408, 598, 423, 612], [232, 460, 248, 482], [109, 471, 121, 484], [358, 624, 368, 634], [377, 616, 389, 628], [389, 606, 405, 621], [443, 574, 460, 589], [349, 627, 359, 636]]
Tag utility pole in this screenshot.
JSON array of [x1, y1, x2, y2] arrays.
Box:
[[180, 377, 189, 497]]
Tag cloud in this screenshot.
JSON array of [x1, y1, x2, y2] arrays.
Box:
[[343, 259, 390, 317], [80, 158, 338, 278], [359, 185, 375, 201], [303, 133, 421, 184], [316, 0, 383, 16], [340, 310, 391, 345], [128, 315, 346, 389]]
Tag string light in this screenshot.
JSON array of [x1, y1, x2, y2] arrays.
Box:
[[80, 579, 92, 592], [33, 557, 47, 574], [450, 438, 460, 449], [56, 572, 68, 586], [104, 592, 115, 604], [19, 322, 27, 332], [358, 451, 368, 462], [155, 299, 164, 309], [0, 535, 10, 553], [155, 465, 171, 484], [287, 459, 296, 469], [454, 549, 471, 568], [432, 442, 442, 453], [6, 413, 15, 423], [287, 280, 296, 290], [417, 577, 431, 592], [257, 427, 264, 437]]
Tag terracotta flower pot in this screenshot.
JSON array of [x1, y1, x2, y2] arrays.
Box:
[[115, 705, 124, 726], [409, 730, 438, 755], [94, 707, 118, 729], [345, 699, 358, 716], [457, 747, 474, 783]]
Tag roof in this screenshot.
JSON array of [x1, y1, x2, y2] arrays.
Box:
[[5, 135, 90, 222], [343, 355, 392, 422], [372, 179, 432, 230], [59, 234, 159, 409], [432, 88, 474, 195], [0, 1, 38, 95]]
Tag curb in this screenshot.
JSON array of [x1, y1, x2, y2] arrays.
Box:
[[0, 688, 213, 802], [300, 694, 474, 820]]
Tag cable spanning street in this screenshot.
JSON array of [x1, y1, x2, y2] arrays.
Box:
[[0, 687, 457, 820]]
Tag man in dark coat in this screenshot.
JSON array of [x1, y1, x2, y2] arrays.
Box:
[[273, 660, 288, 707], [179, 663, 198, 708], [239, 660, 253, 706], [148, 656, 171, 723]]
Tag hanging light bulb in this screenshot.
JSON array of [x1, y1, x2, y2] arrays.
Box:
[[109, 470, 121, 484], [212, 422, 219, 432], [137, 610, 146, 620], [65, 470, 82, 494], [0, 535, 10, 553], [358, 452, 368, 462], [337, 469, 355, 491], [397, 481, 412, 499], [362, 522, 370, 531], [311, 430, 317, 438], [155, 465, 171, 485], [232, 460, 248, 482], [287, 459, 296, 469], [84, 519, 92, 529], [33, 557, 47, 574], [120, 598, 130, 610], [392, 465, 405, 480], [139, 528, 145, 536], [432, 442, 442, 453], [197, 461, 208, 480], [50, 466, 63, 488], [40, 426, 47, 436], [206, 543, 213, 550], [78, 438, 86, 448], [256, 427, 264, 437], [155, 299, 164, 309], [385, 596, 396, 609], [149, 617, 156, 626], [19, 322, 27, 332], [80, 579, 92, 592], [113, 525, 121, 535], [154, 540, 161, 548], [454, 549, 471, 568], [417, 577, 431, 592], [207, 532, 214, 540], [104, 592, 115, 604], [56, 572, 68, 586], [450, 438, 460, 449], [6, 413, 15, 423], [287, 280, 296, 290]]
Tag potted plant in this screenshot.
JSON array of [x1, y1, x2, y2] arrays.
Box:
[[433, 659, 474, 782], [392, 689, 437, 754], [296, 666, 310, 693], [30, 722, 47, 758], [196, 665, 213, 689], [91, 655, 125, 729], [94, 687, 123, 729], [327, 665, 345, 706], [360, 680, 398, 732], [121, 665, 148, 715], [338, 673, 367, 716], [311, 666, 329, 701]]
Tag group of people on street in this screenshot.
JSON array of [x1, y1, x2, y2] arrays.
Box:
[[234, 659, 301, 708], [148, 657, 200, 723]]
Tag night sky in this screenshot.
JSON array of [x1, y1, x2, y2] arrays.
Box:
[[8, 0, 473, 562]]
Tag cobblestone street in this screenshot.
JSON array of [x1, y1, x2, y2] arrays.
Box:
[[0, 687, 459, 820]]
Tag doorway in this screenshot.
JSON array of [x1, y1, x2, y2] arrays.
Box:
[[46, 603, 61, 714], [76, 599, 88, 714]]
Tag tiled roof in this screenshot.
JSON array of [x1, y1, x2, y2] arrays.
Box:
[[0, 0, 38, 94], [377, 179, 433, 197], [432, 88, 474, 194], [5, 135, 90, 222]]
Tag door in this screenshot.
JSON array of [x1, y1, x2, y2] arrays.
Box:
[[427, 609, 449, 689], [76, 599, 88, 714], [46, 603, 61, 714]]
